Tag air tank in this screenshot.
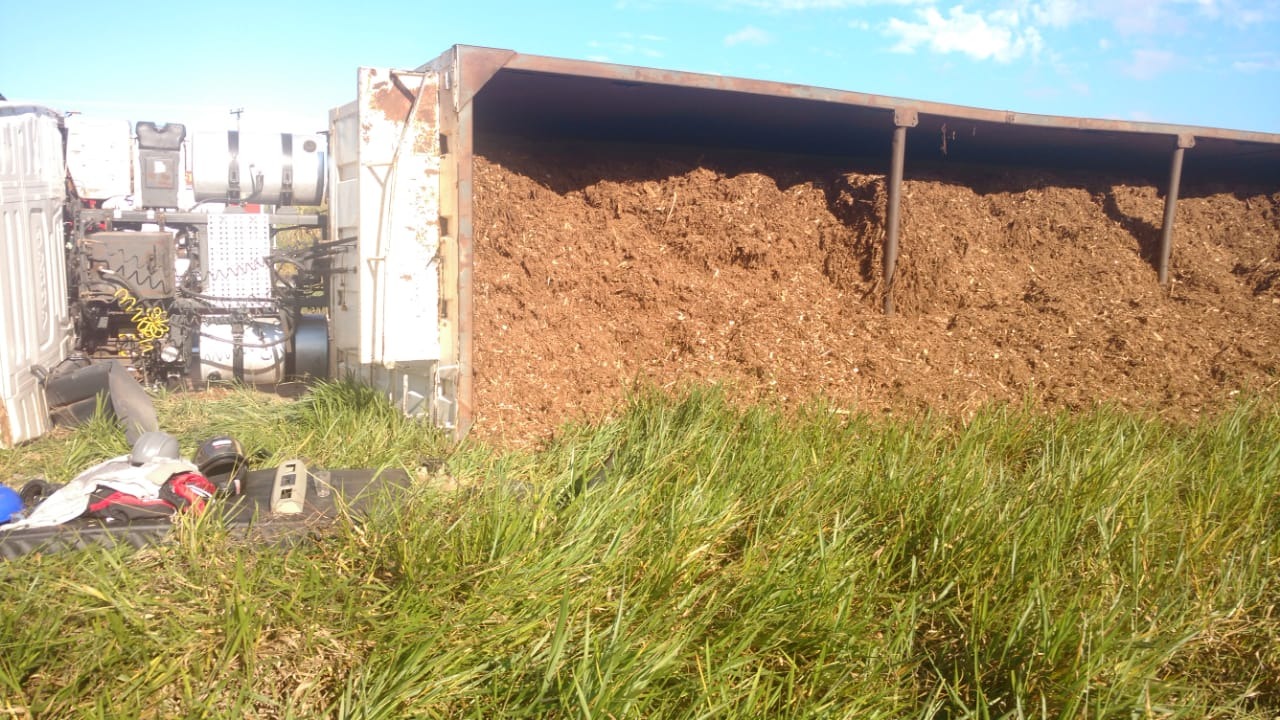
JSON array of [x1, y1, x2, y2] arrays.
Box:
[[193, 318, 287, 385], [190, 131, 325, 205]]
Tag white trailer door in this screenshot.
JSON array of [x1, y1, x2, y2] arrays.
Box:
[[352, 68, 443, 366]]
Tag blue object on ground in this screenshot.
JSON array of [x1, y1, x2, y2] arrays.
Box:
[[0, 486, 22, 524]]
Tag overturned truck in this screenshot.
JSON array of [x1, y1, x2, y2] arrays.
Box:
[[3, 46, 1279, 447], [332, 46, 1280, 442], [1, 105, 330, 447]]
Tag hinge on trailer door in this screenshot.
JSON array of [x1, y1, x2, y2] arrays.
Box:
[[433, 364, 458, 429]]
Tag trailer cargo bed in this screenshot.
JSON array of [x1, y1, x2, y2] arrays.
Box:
[[327, 46, 1280, 442]]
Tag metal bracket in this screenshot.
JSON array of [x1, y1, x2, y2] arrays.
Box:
[[448, 46, 516, 112], [893, 108, 920, 128], [227, 130, 241, 202], [1176, 133, 1196, 150], [433, 363, 459, 429], [280, 133, 294, 205]]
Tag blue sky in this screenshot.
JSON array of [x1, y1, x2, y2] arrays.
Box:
[[2, 0, 1278, 134]]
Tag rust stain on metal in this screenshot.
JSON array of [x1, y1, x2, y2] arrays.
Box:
[[0, 400, 11, 448], [413, 96, 438, 154], [367, 76, 438, 154], [370, 84, 413, 122]]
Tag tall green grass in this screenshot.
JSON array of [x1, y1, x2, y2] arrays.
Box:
[[1, 383, 1277, 718]]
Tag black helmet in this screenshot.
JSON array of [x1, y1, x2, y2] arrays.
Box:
[[193, 435, 248, 496]]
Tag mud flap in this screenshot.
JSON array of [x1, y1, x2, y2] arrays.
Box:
[[44, 360, 160, 444]]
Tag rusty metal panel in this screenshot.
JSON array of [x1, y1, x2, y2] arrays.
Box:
[[417, 49, 464, 433], [450, 95, 474, 438]]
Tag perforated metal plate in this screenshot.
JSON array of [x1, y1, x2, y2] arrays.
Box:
[[205, 213, 272, 309]]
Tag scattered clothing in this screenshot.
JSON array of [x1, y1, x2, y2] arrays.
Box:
[[3, 455, 196, 530]]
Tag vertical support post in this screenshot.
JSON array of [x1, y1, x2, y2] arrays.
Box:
[[455, 98, 476, 440], [1158, 134, 1195, 287], [883, 109, 918, 315], [419, 46, 515, 441]]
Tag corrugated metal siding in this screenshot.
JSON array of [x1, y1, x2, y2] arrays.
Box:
[[0, 104, 71, 447]]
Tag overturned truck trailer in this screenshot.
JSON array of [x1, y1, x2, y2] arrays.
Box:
[[329, 45, 1280, 440]]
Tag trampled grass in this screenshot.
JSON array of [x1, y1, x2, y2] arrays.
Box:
[[1, 382, 1278, 718]]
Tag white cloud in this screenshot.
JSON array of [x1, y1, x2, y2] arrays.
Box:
[[1029, 0, 1083, 27], [1059, 0, 1277, 35], [704, 0, 1278, 72], [724, 26, 774, 46], [1223, 0, 1280, 27], [1193, 0, 1280, 27], [1106, 0, 1168, 33], [1231, 52, 1280, 72], [1196, 0, 1221, 18], [883, 5, 1044, 62], [709, 0, 1278, 30], [588, 34, 666, 59], [1004, 0, 1277, 36], [725, 0, 933, 8], [1122, 48, 1177, 78]]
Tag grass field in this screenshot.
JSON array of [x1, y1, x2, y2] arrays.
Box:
[[1, 382, 1278, 718]]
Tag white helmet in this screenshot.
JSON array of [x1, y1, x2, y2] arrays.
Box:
[[130, 431, 181, 466]]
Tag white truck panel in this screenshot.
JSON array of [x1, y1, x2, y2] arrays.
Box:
[[354, 68, 442, 366], [0, 105, 72, 447], [328, 68, 448, 424], [327, 101, 361, 379], [64, 115, 133, 201]]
